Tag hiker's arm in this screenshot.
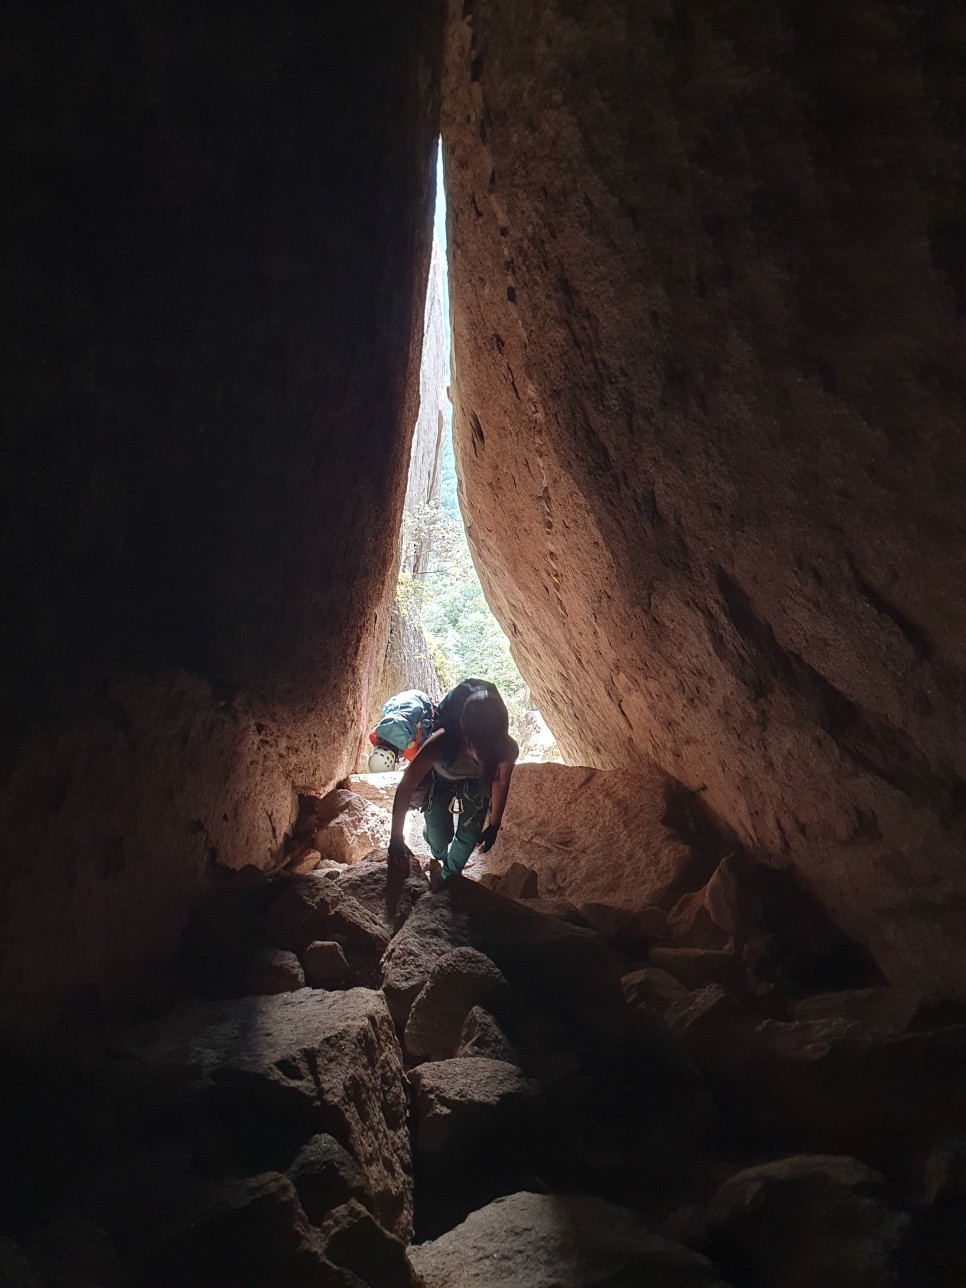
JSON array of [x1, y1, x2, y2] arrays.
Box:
[[390, 731, 443, 843], [484, 739, 519, 834], [488, 755, 516, 829]]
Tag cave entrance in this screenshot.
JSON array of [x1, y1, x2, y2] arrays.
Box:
[[394, 142, 557, 761]]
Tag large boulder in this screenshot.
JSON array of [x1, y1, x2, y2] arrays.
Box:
[[336, 851, 429, 938], [409, 1191, 727, 1287], [264, 874, 344, 955], [380, 887, 474, 1026], [0, 0, 441, 1033], [245, 949, 305, 995], [707, 1155, 910, 1288], [404, 947, 509, 1063], [409, 1058, 539, 1171], [113, 988, 412, 1239], [789, 987, 926, 1033], [303, 941, 352, 989], [577, 902, 670, 948], [306, 790, 392, 866], [318, 895, 391, 985], [476, 764, 701, 912], [456, 1006, 520, 1065], [382, 879, 624, 1038]]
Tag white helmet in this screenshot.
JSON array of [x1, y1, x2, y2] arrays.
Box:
[[368, 746, 397, 773]]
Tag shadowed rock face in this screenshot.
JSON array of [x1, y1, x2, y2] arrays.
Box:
[[442, 0, 966, 993], [0, 1, 442, 1028]]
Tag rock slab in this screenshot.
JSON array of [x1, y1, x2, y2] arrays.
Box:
[[708, 1155, 910, 1288], [410, 1190, 726, 1286]]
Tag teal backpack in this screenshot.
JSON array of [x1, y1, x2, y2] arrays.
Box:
[[370, 690, 437, 760]]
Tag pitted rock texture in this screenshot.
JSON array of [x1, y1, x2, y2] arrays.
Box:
[[409, 1190, 726, 1287], [409, 1058, 539, 1167], [381, 878, 624, 1037], [0, 1, 441, 1029], [311, 791, 392, 867], [115, 987, 413, 1239], [478, 764, 699, 912], [442, 0, 966, 995]]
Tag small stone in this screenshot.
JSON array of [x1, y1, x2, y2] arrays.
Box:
[[704, 853, 757, 936], [246, 949, 305, 994], [648, 946, 740, 990], [622, 966, 690, 1013], [322, 896, 391, 958], [667, 890, 729, 951], [404, 947, 508, 1063], [303, 940, 352, 988], [456, 1005, 519, 1064], [579, 903, 671, 946], [495, 862, 539, 899], [286, 848, 322, 876]]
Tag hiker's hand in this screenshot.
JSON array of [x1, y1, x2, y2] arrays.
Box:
[[477, 825, 500, 853], [387, 838, 412, 868]]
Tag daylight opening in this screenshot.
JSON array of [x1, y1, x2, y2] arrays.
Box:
[[395, 143, 558, 761]]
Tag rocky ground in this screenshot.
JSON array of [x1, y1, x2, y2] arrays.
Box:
[[1, 778, 964, 1286]]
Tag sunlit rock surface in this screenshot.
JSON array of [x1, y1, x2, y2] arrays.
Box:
[[442, 0, 966, 995]]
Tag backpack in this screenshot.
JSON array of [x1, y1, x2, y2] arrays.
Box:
[[370, 689, 436, 761]]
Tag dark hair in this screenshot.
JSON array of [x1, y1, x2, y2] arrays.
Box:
[[461, 686, 510, 783]]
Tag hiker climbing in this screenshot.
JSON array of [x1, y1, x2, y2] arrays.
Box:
[[386, 678, 519, 888]]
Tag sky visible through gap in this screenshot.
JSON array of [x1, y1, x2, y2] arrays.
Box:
[[401, 143, 558, 760]]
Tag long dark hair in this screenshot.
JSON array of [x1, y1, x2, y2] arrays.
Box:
[[460, 684, 511, 785]]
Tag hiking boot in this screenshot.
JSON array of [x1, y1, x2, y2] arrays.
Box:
[[429, 858, 446, 892]]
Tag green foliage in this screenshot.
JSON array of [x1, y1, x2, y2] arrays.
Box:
[[396, 426, 559, 760]]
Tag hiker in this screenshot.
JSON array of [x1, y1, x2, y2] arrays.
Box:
[[387, 678, 519, 887]]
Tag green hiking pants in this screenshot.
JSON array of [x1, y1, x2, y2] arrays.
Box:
[[423, 775, 489, 877]]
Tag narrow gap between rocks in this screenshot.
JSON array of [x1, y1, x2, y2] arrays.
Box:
[[382, 141, 559, 768]]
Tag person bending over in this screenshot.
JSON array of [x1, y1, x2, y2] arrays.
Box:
[[387, 678, 518, 887]]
